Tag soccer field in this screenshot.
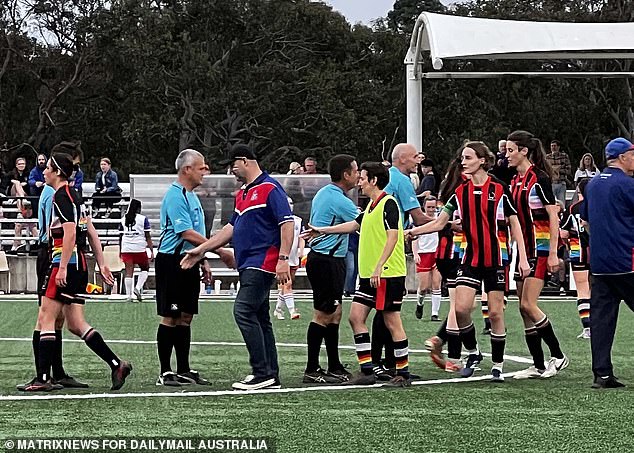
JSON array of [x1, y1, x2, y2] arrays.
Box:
[[1, 296, 634, 452]]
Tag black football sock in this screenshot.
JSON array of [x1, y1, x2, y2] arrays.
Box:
[[324, 323, 342, 371], [535, 317, 564, 359], [82, 328, 120, 371], [174, 325, 192, 374], [157, 324, 175, 374], [52, 330, 67, 379], [306, 322, 326, 372]]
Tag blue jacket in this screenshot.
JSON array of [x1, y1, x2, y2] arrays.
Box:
[[28, 166, 45, 192], [95, 169, 120, 193]]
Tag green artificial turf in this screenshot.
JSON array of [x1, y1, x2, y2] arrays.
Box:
[[1, 296, 633, 452]]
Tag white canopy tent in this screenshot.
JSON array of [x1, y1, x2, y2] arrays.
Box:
[[405, 12, 634, 151]]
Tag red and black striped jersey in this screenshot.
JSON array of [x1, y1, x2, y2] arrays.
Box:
[[435, 223, 455, 260], [442, 176, 517, 268], [510, 165, 555, 258]]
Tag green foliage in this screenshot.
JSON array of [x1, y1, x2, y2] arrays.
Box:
[[0, 0, 632, 177]]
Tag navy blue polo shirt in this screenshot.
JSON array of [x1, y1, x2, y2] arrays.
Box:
[[158, 182, 205, 255], [308, 184, 359, 258], [230, 172, 294, 272], [580, 167, 634, 275]]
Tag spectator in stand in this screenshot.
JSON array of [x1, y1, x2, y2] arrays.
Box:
[[7, 157, 37, 252], [28, 154, 47, 218], [70, 163, 84, 197], [416, 159, 440, 199], [287, 162, 304, 175], [546, 140, 572, 206], [492, 139, 515, 185], [304, 157, 318, 174], [574, 153, 600, 186], [92, 157, 122, 217]]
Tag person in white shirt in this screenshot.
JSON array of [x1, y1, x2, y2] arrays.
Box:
[[274, 197, 304, 320], [119, 199, 154, 301], [413, 197, 443, 321], [574, 153, 600, 186]]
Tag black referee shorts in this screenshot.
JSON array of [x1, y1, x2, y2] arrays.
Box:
[[155, 252, 200, 317], [306, 251, 346, 314]]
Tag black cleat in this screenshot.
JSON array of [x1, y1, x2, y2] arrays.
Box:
[[177, 370, 211, 385], [111, 361, 132, 390], [22, 379, 63, 392], [592, 376, 625, 389], [415, 304, 424, 320], [373, 365, 396, 382], [327, 366, 352, 382], [53, 375, 89, 388], [16, 377, 37, 391], [460, 353, 483, 378], [481, 327, 491, 335], [303, 368, 342, 384], [156, 371, 182, 387]]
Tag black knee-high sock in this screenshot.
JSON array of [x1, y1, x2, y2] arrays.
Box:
[[577, 299, 591, 329], [353, 332, 373, 375], [535, 317, 564, 359], [490, 332, 506, 365], [447, 328, 462, 360], [324, 323, 342, 371], [38, 331, 56, 382], [525, 326, 545, 370], [436, 318, 448, 344], [384, 334, 395, 370], [82, 328, 120, 371], [32, 330, 40, 376], [393, 338, 410, 379], [52, 330, 67, 379], [370, 312, 385, 365], [157, 324, 175, 374], [460, 323, 478, 353], [306, 322, 326, 372], [174, 325, 192, 374]]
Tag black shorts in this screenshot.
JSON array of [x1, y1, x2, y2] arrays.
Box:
[[36, 245, 50, 306], [456, 265, 506, 293], [514, 256, 549, 281], [42, 260, 88, 305], [571, 261, 590, 272], [306, 251, 346, 314], [436, 258, 460, 289], [353, 277, 406, 312], [156, 252, 200, 317]]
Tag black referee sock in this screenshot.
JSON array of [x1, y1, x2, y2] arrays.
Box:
[[384, 336, 396, 370], [436, 318, 448, 344], [52, 330, 67, 379], [535, 317, 564, 359], [32, 330, 40, 376], [324, 323, 342, 371], [306, 322, 326, 372], [459, 323, 478, 353], [446, 328, 462, 360], [157, 324, 175, 374], [525, 327, 545, 370], [38, 331, 56, 382], [490, 332, 506, 364], [82, 328, 120, 371], [370, 312, 385, 366], [174, 325, 192, 374]]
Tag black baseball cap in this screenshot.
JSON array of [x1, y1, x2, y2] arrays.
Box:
[[219, 144, 257, 166]]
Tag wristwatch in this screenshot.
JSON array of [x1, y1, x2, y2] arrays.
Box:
[[278, 255, 289, 261]]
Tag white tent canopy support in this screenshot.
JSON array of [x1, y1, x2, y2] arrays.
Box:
[[405, 12, 634, 151]]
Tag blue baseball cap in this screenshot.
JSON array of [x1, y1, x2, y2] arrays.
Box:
[[605, 137, 634, 159]]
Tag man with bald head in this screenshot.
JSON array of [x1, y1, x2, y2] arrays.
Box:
[[370, 143, 428, 380]]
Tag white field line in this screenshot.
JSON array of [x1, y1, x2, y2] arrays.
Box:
[[0, 337, 533, 364], [0, 372, 518, 402]]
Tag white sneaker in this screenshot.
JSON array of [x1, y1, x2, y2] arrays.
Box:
[[541, 355, 569, 379], [577, 328, 591, 339], [513, 366, 545, 380], [290, 309, 301, 320], [273, 309, 285, 320]]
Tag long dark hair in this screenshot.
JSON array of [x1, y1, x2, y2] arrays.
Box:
[[125, 199, 142, 227], [439, 150, 465, 205], [507, 130, 553, 178]]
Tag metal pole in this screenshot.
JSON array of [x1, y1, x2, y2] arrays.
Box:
[[406, 64, 423, 153]]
